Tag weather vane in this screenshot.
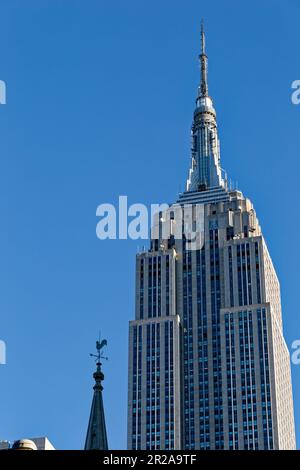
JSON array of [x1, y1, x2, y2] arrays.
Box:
[[90, 334, 108, 363]]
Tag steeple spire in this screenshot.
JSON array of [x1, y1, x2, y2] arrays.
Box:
[[199, 20, 208, 98], [84, 339, 108, 450]]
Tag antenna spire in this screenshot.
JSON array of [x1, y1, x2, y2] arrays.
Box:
[[199, 20, 208, 97], [201, 19, 205, 54]]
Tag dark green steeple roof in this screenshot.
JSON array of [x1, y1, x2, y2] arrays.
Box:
[[84, 340, 108, 450]]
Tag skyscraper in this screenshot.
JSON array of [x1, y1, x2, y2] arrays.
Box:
[[127, 25, 296, 450]]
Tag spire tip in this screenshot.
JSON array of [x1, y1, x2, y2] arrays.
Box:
[[199, 20, 208, 97], [201, 19, 205, 55]]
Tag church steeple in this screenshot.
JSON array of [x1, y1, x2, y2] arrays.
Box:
[[186, 23, 225, 193], [84, 339, 108, 450]]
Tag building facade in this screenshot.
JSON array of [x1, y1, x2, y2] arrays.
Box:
[[0, 437, 55, 450], [127, 26, 296, 450]]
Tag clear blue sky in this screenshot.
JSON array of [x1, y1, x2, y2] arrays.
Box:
[[0, 0, 299, 449]]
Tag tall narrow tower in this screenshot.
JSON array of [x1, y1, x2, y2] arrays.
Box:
[[85, 340, 108, 450], [127, 25, 296, 450]]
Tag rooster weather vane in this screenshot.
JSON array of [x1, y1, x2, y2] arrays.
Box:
[[90, 336, 108, 363]]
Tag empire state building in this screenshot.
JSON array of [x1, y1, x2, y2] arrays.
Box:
[[127, 25, 296, 450]]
